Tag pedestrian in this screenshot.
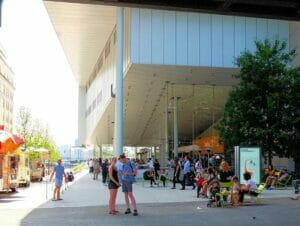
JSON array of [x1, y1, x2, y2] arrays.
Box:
[[93, 158, 101, 180], [118, 154, 138, 216], [171, 158, 181, 189], [101, 159, 109, 184], [180, 155, 195, 190], [108, 157, 121, 215], [49, 159, 67, 201], [153, 159, 160, 180], [88, 159, 93, 173]]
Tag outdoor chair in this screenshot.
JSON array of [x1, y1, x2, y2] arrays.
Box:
[[215, 181, 233, 207], [275, 175, 292, 189], [157, 175, 170, 187], [245, 183, 266, 203]]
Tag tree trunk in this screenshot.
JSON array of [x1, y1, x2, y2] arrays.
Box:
[[268, 149, 272, 166]]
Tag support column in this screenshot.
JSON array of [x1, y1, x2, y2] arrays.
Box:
[[173, 97, 179, 158], [134, 147, 137, 159], [114, 7, 124, 157], [164, 92, 169, 162], [99, 145, 103, 159], [78, 87, 86, 146]]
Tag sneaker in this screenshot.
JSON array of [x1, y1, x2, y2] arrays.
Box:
[[171, 187, 176, 189], [133, 209, 138, 216], [124, 208, 131, 214]]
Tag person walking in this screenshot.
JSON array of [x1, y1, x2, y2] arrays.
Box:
[[118, 154, 138, 216], [101, 159, 109, 184], [153, 159, 161, 180], [171, 158, 181, 189], [181, 155, 195, 190], [93, 158, 101, 180], [49, 159, 67, 201], [108, 157, 121, 215]]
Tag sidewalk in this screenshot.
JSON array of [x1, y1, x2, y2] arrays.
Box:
[[40, 170, 295, 209], [2, 169, 299, 226]]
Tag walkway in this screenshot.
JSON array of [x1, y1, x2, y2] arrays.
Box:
[[2, 168, 300, 226]]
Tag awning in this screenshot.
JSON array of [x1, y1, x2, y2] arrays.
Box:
[[178, 145, 200, 154], [193, 134, 224, 155], [0, 130, 25, 155]]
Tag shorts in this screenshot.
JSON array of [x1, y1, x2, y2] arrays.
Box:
[[55, 178, 63, 187], [122, 181, 133, 193], [108, 181, 119, 190]]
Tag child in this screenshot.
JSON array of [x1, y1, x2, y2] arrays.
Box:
[[160, 169, 168, 187], [207, 180, 220, 206], [195, 174, 205, 198], [231, 176, 240, 206]]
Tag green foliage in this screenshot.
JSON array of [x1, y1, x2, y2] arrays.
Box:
[[49, 149, 61, 163], [217, 40, 300, 164], [16, 106, 59, 162]]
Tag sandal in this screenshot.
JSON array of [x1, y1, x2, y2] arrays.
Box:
[[109, 211, 116, 215], [113, 210, 119, 213]]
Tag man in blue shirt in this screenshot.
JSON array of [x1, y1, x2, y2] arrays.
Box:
[[50, 159, 67, 201], [181, 155, 195, 190], [118, 154, 138, 216]]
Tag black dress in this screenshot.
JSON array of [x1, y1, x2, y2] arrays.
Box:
[[108, 168, 119, 189]]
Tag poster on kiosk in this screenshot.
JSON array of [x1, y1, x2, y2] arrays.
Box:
[[239, 147, 261, 185]]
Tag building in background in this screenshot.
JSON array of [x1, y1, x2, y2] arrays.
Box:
[[44, 1, 300, 165], [0, 43, 14, 132]]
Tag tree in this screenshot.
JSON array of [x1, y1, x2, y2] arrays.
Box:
[[217, 40, 300, 165], [16, 107, 60, 162]]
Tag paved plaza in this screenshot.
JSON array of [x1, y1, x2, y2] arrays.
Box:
[[1, 169, 300, 226]]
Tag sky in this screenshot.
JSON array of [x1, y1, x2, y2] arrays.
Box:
[[0, 0, 78, 145]]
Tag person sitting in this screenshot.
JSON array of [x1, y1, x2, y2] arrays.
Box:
[[200, 167, 216, 198], [195, 174, 205, 198], [265, 164, 275, 188], [207, 180, 221, 207], [159, 169, 168, 187], [143, 170, 156, 187], [269, 168, 289, 190], [238, 172, 258, 204], [219, 161, 233, 182]]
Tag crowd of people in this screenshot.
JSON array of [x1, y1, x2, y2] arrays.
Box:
[[48, 154, 296, 216]]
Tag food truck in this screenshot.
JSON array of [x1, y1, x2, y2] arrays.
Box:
[[17, 150, 30, 187], [0, 153, 19, 192], [0, 127, 25, 191]]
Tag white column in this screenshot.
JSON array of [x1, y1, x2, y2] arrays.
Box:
[[78, 87, 86, 146], [173, 97, 179, 158], [164, 92, 169, 162], [114, 7, 124, 157]]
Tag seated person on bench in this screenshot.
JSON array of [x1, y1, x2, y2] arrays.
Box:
[[143, 169, 156, 187], [269, 168, 289, 190], [239, 172, 258, 204]]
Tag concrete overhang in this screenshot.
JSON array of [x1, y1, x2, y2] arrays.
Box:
[[45, 0, 300, 21], [44, 1, 116, 86], [87, 64, 239, 146]]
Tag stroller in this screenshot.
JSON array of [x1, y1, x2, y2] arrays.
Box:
[[207, 180, 222, 208]]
